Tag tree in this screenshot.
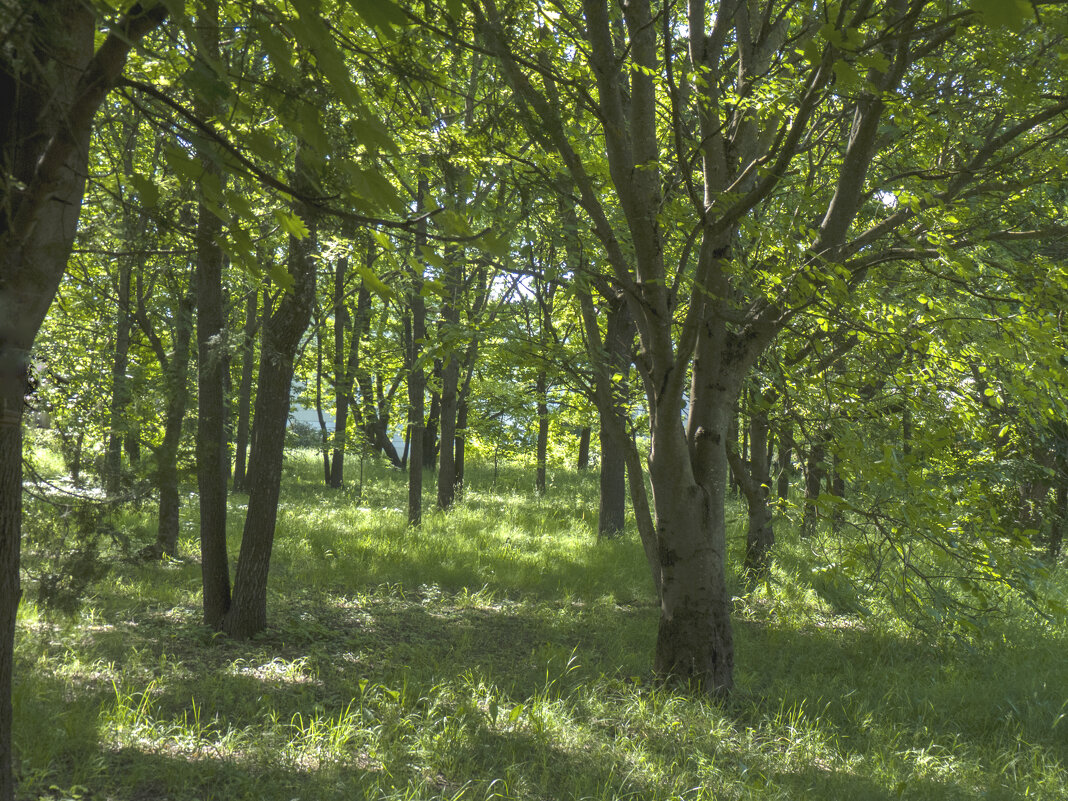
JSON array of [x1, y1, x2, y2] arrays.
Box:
[[468, 0, 1068, 692], [0, 4, 167, 795]]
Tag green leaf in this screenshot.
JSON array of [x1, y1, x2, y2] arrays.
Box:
[[163, 142, 202, 182], [348, 0, 409, 31], [356, 260, 395, 302], [345, 166, 406, 214], [970, 0, 1032, 29], [274, 209, 310, 239], [833, 59, 861, 89], [128, 174, 160, 208]]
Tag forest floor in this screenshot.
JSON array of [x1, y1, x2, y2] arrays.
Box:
[[14, 448, 1068, 800]]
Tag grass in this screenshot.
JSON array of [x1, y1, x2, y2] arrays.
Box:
[[14, 448, 1068, 800]]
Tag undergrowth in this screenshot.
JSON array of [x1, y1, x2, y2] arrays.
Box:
[[15, 449, 1068, 800]]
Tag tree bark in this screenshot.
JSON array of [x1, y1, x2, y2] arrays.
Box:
[[105, 259, 134, 495], [0, 4, 167, 795], [408, 174, 429, 527], [437, 252, 461, 510], [223, 148, 319, 639], [194, 0, 231, 627], [577, 427, 591, 471], [777, 420, 793, 501], [232, 288, 259, 492], [727, 390, 775, 577], [133, 278, 194, 558], [535, 370, 549, 494]]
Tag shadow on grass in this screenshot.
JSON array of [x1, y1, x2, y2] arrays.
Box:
[[21, 579, 1065, 799]]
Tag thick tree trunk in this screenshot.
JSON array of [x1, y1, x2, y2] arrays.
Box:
[[577, 427, 591, 470], [598, 421, 626, 537], [232, 288, 259, 492], [651, 409, 734, 694], [195, 0, 231, 628], [0, 399, 24, 801], [223, 150, 318, 639], [0, 3, 167, 794]]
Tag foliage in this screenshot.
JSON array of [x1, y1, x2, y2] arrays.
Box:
[[13, 452, 1068, 800]]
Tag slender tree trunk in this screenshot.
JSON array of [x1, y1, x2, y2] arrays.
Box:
[[423, 364, 441, 471], [223, 148, 318, 639], [232, 288, 258, 492], [105, 261, 133, 495], [438, 351, 459, 510], [728, 392, 774, 577], [314, 319, 331, 484], [802, 437, 826, 537], [577, 427, 591, 471], [598, 422, 626, 535], [151, 288, 194, 557], [408, 175, 428, 527], [328, 257, 361, 489], [777, 420, 793, 500], [535, 370, 549, 494], [455, 394, 468, 494], [195, 0, 230, 627]]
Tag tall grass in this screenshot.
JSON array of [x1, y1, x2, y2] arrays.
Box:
[[14, 448, 1068, 800]]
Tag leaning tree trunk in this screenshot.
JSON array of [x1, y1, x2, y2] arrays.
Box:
[[223, 149, 318, 639]]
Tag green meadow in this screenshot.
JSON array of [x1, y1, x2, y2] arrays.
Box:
[[16, 450, 1068, 800]]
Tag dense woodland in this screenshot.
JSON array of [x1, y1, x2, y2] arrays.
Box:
[[5, 0, 1068, 798]]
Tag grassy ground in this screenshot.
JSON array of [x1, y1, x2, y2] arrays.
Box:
[[15, 449, 1068, 800]]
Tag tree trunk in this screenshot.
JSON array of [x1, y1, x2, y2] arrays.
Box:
[[576, 427, 591, 471], [777, 420, 793, 500], [455, 394, 468, 495], [802, 437, 826, 537], [151, 287, 194, 557], [728, 392, 775, 577], [651, 406, 734, 694], [105, 260, 134, 495], [223, 148, 318, 639], [408, 175, 429, 527], [195, 0, 231, 627], [437, 350, 460, 510], [423, 363, 441, 470], [0, 2, 167, 795], [437, 245, 462, 510], [535, 370, 548, 494], [314, 319, 331, 484], [598, 422, 626, 536], [232, 288, 259, 492]]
